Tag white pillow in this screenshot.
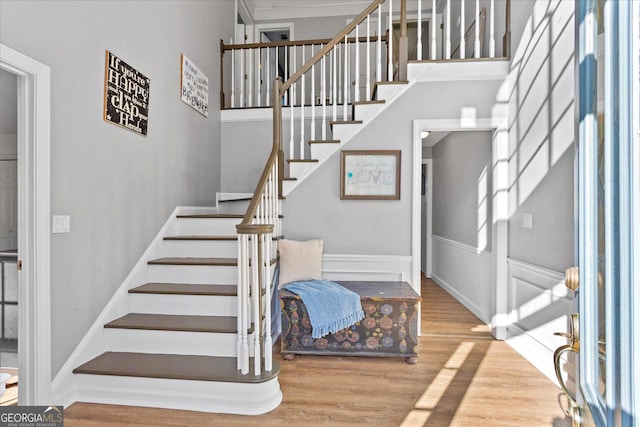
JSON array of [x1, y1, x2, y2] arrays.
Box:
[[277, 239, 323, 287]]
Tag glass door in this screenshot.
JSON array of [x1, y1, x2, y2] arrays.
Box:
[[574, 0, 638, 425]]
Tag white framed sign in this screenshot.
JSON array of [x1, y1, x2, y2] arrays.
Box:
[[180, 54, 209, 117]]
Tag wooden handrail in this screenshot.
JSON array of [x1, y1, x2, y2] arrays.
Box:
[[237, 77, 282, 231], [222, 35, 387, 51], [281, 0, 386, 93]]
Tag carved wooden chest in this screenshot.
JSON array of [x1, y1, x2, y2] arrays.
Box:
[[280, 281, 421, 363]]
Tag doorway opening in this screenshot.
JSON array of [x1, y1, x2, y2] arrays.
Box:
[[0, 43, 52, 405], [0, 68, 18, 406]]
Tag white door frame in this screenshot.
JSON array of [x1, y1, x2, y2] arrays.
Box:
[[0, 43, 51, 404], [412, 118, 509, 339]]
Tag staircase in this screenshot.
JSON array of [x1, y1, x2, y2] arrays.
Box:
[[68, 211, 282, 415], [283, 80, 411, 195]]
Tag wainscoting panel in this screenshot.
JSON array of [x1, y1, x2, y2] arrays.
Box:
[[506, 258, 575, 387], [322, 254, 414, 292], [431, 235, 492, 324]]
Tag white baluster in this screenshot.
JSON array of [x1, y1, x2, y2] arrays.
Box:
[[431, 0, 437, 59], [240, 49, 245, 107], [460, 0, 466, 59], [311, 45, 316, 141], [248, 48, 253, 107], [240, 234, 249, 374], [255, 49, 261, 107], [344, 36, 349, 119], [366, 15, 371, 100], [231, 45, 236, 108], [285, 47, 289, 104], [489, 0, 495, 57], [417, 0, 422, 60], [252, 236, 261, 375], [388, 0, 393, 81], [355, 22, 360, 102], [332, 47, 337, 121], [274, 45, 279, 104], [377, 5, 382, 82], [290, 47, 295, 158], [337, 43, 342, 107], [322, 52, 327, 140], [475, 0, 481, 58], [265, 48, 270, 106], [263, 232, 272, 371], [300, 45, 305, 159], [445, 0, 451, 59], [237, 233, 243, 370]]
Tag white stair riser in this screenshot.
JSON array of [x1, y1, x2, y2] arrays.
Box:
[[175, 218, 241, 235], [74, 374, 282, 415], [159, 240, 238, 258], [282, 180, 297, 195], [288, 162, 316, 179], [146, 265, 237, 284], [331, 124, 360, 141], [353, 103, 384, 121], [375, 84, 406, 101], [104, 329, 238, 357], [129, 293, 237, 316], [310, 144, 340, 162]]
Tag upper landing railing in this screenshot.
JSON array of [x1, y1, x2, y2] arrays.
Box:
[[221, 0, 511, 110]]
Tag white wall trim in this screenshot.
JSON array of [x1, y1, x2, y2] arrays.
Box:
[[1, 43, 52, 405], [322, 254, 413, 285], [432, 234, 491, 257], [431, 273, 490, 324], [51, 206, 198, 407], [254, 22, 295, 43], [412, 116, 509, 340], [422, 159, 433, 278], [505, 257, 574, 386]]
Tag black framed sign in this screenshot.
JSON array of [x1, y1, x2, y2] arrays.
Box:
[[103, 50, 150, 135]]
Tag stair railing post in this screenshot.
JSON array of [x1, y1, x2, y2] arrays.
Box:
[[431, 0, 437, 60], [262, 232, 273, 371], [398, 0, 408, 81]]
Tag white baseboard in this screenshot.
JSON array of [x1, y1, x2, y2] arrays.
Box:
[[431, 235, 492, 324], [431, 273, 490, 324]]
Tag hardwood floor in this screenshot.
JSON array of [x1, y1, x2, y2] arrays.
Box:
[[64, 278, 572, 426]]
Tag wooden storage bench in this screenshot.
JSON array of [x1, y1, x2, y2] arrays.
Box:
[[280, 281, 421, 363]]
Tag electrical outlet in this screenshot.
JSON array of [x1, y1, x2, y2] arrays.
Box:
[[522, 214, 533, 229]]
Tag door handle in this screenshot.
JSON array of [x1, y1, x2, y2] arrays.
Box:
[[565, 266, 579, 290], [554, 313, 580, 424]]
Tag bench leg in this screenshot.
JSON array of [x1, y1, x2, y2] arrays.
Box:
[[405, 356, 418, 364], [282, 353, 296, 361]]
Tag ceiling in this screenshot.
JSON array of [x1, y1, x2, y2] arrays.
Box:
[[242, 0, 425, 21]]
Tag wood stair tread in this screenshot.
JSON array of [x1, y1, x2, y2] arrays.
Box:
[[308, 139, 340, 144], [352, 100, 386, 105], [219, 197, 252, 202], [329, 120, 363, 126], [163, 235, 237, 241], [129, 283, 237, 296], [282, 177, 297, 181], [372, 80, 409, 98], [148, 257, 238, 266], [105, 313, 237, 333], [287, 159, 318, 163], [147, 257, 278, 266], [73, 352, 280, 384], [177, 214, 244, 219]]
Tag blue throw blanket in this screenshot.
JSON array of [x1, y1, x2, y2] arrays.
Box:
[[282, 280, 365, 339]]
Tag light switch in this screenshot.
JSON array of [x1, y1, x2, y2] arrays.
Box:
[[522, 213, 533, 229], [52, 215, 71, 233]]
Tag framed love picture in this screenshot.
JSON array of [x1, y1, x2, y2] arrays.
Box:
[[340, 150, 401, 200]]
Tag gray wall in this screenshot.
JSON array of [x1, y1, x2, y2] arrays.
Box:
[[0, 69, 17, 158], [432, 131, 493, 251], [507, 0, 574, 271], [0, 0, 234, 375], [282, 79, 503, 255]]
